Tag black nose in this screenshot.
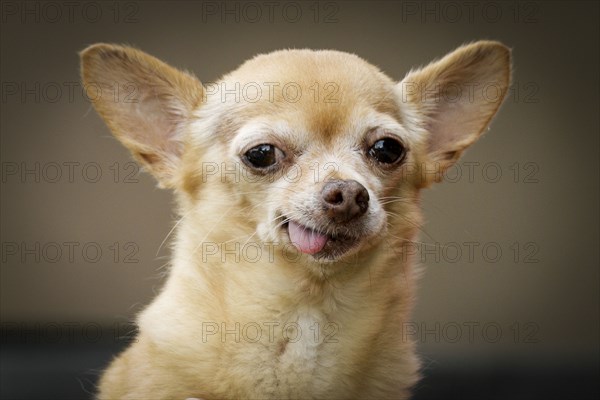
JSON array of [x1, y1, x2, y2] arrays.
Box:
[[321, 179, 370, 223]]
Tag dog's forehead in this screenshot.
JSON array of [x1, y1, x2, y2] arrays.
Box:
[[221, 49, 401, 141], [228, 49, 392, 86]]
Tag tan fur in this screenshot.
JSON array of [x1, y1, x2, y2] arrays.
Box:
[[81, 41, 511, 399]]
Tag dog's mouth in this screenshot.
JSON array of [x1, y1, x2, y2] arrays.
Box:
[[280, 217, 362, 261]]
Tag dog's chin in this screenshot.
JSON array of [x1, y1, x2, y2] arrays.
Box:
[[277, 214, 377, 262]]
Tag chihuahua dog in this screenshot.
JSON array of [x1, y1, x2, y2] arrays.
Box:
[[81, 41, 510, 399]]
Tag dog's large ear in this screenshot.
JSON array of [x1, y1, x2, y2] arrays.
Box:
[[80, 44, 204, 188], [397, 41, 511, 185]]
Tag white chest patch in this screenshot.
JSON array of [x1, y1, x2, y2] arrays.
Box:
[[277, 307, 334, 387]]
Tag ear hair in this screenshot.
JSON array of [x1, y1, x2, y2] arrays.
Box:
[[80, 43, 204, 188], [397, 40, 512, 185]]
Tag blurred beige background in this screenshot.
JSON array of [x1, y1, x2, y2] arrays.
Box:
[[1, 0, 598, 368]]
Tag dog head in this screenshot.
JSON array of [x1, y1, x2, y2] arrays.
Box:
[[81, 42, 510, 269]]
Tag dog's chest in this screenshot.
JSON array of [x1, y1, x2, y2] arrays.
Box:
[[230, 306, 350, 397], [277, 309, 327, 367]]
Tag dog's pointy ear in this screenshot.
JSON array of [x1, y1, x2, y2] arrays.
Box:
[[397, 40, 511, 186], [80, 44, 204, 188]]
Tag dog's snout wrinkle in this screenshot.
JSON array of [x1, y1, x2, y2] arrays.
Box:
[[321, 179, 369, 223]]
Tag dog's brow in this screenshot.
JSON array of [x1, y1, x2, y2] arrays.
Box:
[[354, 111, 411, 140], [232, 119, 293, 151]]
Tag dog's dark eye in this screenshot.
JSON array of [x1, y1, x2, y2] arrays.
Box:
[[244, 144, 281, 169], [368, 138, 406, 164]]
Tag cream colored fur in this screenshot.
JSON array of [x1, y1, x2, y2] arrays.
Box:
[[80, 41, 511, 399]]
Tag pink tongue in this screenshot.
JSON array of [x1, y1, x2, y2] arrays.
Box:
[[288, 221, 328, 254]]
